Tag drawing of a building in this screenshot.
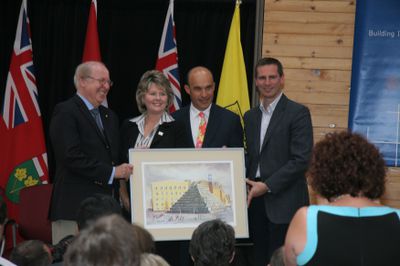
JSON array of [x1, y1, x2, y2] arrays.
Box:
[[198, 180, 231, 207], [151, 175, 231, 213], [151, 180, 190, 211]]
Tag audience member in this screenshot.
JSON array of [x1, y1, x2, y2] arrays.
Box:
[[172, 66, 243, 148], [49, 61, 132, 244], [284, 131, 400, 266], [51, 193, 122, 263], [76, 193, 122, 230], [0, 197, 17, 266], [10, 240, 52, 266], [64, 214, 140, 266], [244, 57, 313, 265], [140, 253, 170, 266], [189, 219, 235, 266], [132, 224, 155, 254], [268, 246, 284, 266]]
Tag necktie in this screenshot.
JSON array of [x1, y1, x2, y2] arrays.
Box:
[[195, 112, 207, 148], [91, 108, 104, 133]]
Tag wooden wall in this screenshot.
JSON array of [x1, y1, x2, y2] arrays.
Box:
[[261, 0, 400, 208]]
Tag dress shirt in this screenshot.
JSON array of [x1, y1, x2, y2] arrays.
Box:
[[256, 92, 283, 178], [77, 93, 115, 184], [130, 111, 174, 148]]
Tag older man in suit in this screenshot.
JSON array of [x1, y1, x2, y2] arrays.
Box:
[[172, 66, 243, 148], [244, 57, 313, 266], [49, 61, 132, 244]]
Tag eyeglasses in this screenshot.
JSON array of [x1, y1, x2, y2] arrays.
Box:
[[85, 76, 113, 87]]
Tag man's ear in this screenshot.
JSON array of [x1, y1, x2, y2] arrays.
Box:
[[184, 84, 191, 95]]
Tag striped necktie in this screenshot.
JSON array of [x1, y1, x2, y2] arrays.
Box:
[[90, 108, 104, 132]]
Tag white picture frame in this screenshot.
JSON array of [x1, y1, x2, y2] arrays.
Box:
[[129, 148, 248, 241]]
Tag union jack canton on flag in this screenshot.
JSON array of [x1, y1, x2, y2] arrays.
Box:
[[155, 0, 182, 113], [0, 0, 49, 221]]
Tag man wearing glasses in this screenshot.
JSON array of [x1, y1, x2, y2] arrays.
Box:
[[49, 61, 132, 244]]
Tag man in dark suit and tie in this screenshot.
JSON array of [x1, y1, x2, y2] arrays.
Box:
[[172, 66, 243, 148], [49, 61, 132, 244], [172, 66, 243, 265], [244, 57, 313, 266]]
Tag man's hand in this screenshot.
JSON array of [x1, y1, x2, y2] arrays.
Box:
[[119, 180, 131, 212], [115, 163, 133, 180], [245, 178, 268, 207]]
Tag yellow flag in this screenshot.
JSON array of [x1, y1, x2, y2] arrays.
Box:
[[216, 3, 250, 125]]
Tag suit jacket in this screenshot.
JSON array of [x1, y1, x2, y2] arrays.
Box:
[[244, 94, 313, 223], [119, 118, 189, 163], [49, 95, 120, 221], [172, 104, 243, 148]]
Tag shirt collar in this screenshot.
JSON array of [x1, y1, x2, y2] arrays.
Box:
[[189, 103, 212, 118], [129, 111, 174, 124], [259, 92, 283, 114], [77, 93, 96, 110]]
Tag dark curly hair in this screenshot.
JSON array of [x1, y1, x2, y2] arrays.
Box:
[[307, 131, 386, 201], [189, 219, 235, 266]]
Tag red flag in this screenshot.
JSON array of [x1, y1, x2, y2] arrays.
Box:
[[82, 0, 107, 106], [82, 0, 101, 62], [0, 0, 49, 221], [156, 0, 181, 113]]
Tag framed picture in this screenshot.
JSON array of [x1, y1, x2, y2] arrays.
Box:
[[129, 148, 248, 241]]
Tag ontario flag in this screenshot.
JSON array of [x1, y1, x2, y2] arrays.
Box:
[[82, 0, 101, 62], [0, 0, 49, 220], [156, 0, 181, 113]]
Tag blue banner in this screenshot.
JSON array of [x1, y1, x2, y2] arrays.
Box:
[[349, 0, 400, 166]]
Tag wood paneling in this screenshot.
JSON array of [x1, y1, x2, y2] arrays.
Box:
[[265, 11, 355, 24], [279, 57, 352, 71], [264, 33, 354, 47], [266, 0, 356, 13], [308, 104, 349, 128], [285, 79, 350, 93], [263, 45, 353, 58], [383, 169, 400, 207], [265, 22, 354, 35], [284, 69, 350, 82], [262, 0, 400, 208], [286, 90, 349, 105]]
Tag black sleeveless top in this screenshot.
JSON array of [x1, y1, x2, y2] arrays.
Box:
[[297, 206, 400, 266]]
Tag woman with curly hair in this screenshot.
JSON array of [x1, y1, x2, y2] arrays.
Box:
[[284, 131, 400, 266]]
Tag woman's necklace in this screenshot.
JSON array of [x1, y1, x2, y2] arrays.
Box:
[[330, 194, 351, 203]]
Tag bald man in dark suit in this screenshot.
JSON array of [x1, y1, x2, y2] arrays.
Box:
[[172, 66, 243, 148], [171, 66, 243, 266]]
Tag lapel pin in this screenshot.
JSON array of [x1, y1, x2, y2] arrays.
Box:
[[158, 131, 164, 136]]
